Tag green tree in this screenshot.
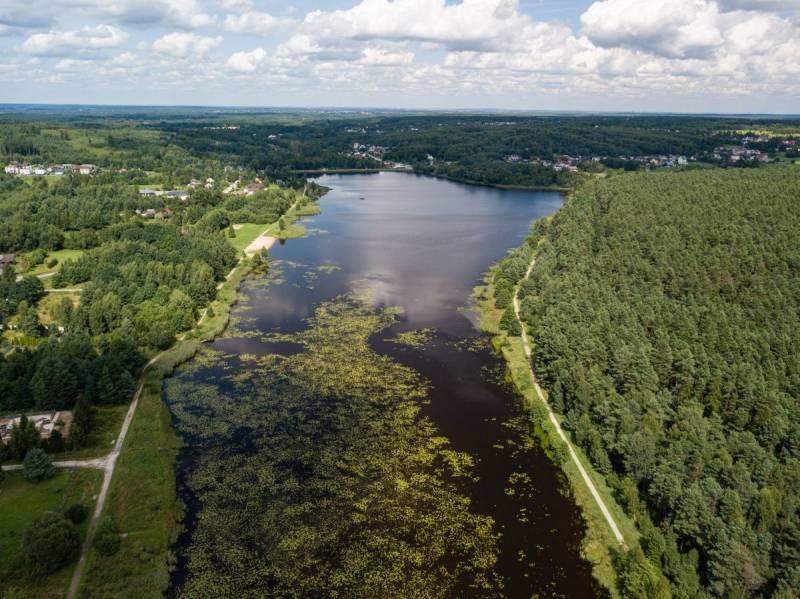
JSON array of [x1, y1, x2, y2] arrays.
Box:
[[8, 415, 40, 461], [17, 300, 41, 337], [22, 512, 80, 573], [64, 504, 88, 525], [23, 448, 56, 482]]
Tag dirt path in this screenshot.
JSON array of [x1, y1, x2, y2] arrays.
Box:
[[66, 353, 160, 599], [513, 257, 627, 548]]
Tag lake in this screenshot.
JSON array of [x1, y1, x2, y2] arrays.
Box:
[[164, 172, 604, 597]]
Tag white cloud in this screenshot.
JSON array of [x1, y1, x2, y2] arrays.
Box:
[[358, 47, 414, 66], [21, 25, 129, 56], [57, 0, 216, 29], [293, 0, 526, 50], [219, 0, 252, 12], [223, 11, 291, 35], [152, 32, 222, 57], [226, 47, 267, 72], [581, 0, 724, 58]]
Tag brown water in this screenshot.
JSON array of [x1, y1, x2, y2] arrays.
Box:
[[165, 172, 604, 597]]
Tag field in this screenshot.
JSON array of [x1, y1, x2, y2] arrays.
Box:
[[228, 223, 267, 253], [0, 469, 103, 598], [20, 249, 84, 276]]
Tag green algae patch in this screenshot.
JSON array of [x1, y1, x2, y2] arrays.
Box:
[[164, 296, 501, 597], [388, 327, 437, 349]]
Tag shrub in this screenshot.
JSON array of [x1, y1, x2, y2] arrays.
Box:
[[46, 257, 58, 268], [65, 504, 89, 525], [94, 518, 120, 556], [23, 448, 56, 482], [22, 512, 80, 573]]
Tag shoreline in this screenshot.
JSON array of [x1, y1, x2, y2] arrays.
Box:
[[297, 167, 573, 193], [74, 192, 320, 597], [473, 245, 638, 598], [243, 233, 277, 257]]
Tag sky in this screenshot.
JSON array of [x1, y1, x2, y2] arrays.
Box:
[[0, 0, 799, 113]]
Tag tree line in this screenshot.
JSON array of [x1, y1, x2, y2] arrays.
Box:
[[508, 168, 800, 597]]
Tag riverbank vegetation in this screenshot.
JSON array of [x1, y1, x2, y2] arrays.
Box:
[[502, 168, 800, 597]]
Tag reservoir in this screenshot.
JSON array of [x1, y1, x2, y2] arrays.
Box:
[[165, 172, 604, 597]]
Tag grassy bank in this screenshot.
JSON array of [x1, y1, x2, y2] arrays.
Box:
[[76, 194, 316, 597], [474, 270, 637, 597]]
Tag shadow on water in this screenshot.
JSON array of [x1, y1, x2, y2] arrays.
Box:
[[164, 172, 605, 598]]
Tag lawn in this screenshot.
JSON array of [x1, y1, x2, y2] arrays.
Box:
[[228, 223, 268, 253], [20, 249, 84, 277], [0, 468, 102, 598]]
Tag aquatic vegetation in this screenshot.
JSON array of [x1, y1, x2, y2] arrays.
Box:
[[388, 327, 437, 348], [165, 296, 501, 597]]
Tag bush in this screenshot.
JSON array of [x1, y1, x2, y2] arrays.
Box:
[[23, 448, 56, 482], [46, 257, 58, 268], [65, 504, 89, 525], [22, 512, 80, 573], [94, 518, 120, 556]]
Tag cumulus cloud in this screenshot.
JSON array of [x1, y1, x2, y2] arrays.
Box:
[[223, 11, 292, 35], [0, 6, 54, 30], [57, 0, 216, 29], [226, 47, 267, 72], [357, 47, 414, 66], [292, 0, 526, 51], [581, 0, 725, 58], [152, 32, 222, 57], [3, 0, 800, 109], [21, 24, 129, 56], [218, 0, 252, 12]]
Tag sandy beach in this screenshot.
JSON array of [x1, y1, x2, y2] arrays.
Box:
[[244, 233, 277, 256]]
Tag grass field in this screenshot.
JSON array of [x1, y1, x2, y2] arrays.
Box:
[[228, 223, 267, 253], [20, 249, 84, 276], [0, 469, 102, 598]]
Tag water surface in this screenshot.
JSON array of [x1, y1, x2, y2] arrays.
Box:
[[165, 172, 603, 597]]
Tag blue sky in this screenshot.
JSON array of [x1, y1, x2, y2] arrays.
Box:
[[1, 0, 799, 113]]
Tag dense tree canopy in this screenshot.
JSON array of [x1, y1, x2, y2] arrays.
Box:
[[517, 168, 800, 597]]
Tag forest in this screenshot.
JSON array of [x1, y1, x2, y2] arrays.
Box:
[[502, 168, 800, 597], [163, 114, 797, 188], [0, 155, 306, 448]]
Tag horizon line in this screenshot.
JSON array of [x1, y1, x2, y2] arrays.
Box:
[[0, 102, 799, 119]]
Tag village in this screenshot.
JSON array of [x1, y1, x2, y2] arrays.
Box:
[[4, 162, 96, 176]]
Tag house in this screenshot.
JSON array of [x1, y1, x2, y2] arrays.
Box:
[[164, 207, 173, 217], [78, 164, 95, 175], [166, 190, 190, 201], [139, 189, 158, 197], [0, 254, 15, 274], [188, 178, 201, 188], [244, 183, 264, 195], [4, 162, 20, 174], [33, 167, 47, 176]]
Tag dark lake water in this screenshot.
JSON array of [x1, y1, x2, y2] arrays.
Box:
[[165, 172, 604, 597]]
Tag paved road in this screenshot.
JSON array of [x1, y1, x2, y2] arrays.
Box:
[[513, 256, 627, 548]]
